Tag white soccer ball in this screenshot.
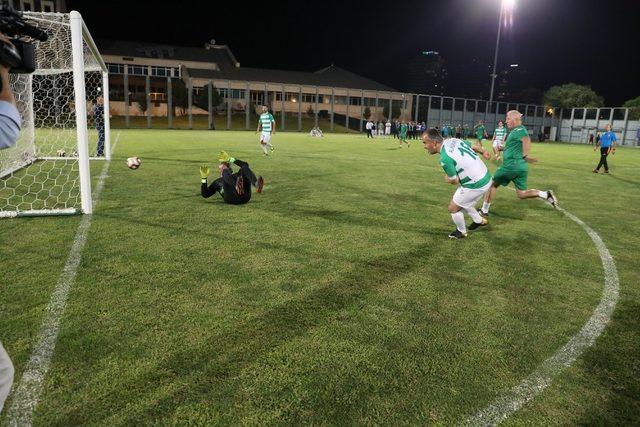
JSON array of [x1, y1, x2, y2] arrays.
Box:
[[56, 149, 66, 157], [126, 156, 141, 169]]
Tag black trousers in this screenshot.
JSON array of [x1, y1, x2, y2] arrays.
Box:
[[366, 129, 373, 138], [595, 147, 610, 171], [201, 159, 258, 205]]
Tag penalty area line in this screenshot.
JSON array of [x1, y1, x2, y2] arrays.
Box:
[[465, 201, 619, 426], [6, 131, 121, 427]]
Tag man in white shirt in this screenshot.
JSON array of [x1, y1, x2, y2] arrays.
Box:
[[365, 120, 373, 138]]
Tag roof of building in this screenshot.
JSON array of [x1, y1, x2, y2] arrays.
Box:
[[97, 39, 238, 70], [98, 40, 396, 92], [188, 64, 396, 92]]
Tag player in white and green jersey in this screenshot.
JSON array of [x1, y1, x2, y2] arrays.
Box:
[[492, 120, 507, 161], [256, 106, 275, 155], [422, 127, 493, 239]]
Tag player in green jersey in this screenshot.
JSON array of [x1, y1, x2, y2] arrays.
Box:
[[481, 110, 557, 216], [399, 121, 409, 147], [474, 120, 487, 146], [256, 106, 276, 155]]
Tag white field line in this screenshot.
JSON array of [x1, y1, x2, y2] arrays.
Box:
[[6, 132, 121, 427], [466, 200, 619, 425]]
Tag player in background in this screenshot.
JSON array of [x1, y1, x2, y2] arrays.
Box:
[[399, 121, 409, 147], [200, 151, 264, 205], [480, 110, 557, 216], [385, 120, 391, 137], [593, 123, 617, 173], [256, 106, 275, 155], [492, 120, 507, 161], [474, 120, 487, 147], [422, 128, 493, 239]]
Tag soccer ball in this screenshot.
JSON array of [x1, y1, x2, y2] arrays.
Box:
[[56, 149, 66, 157], [127, 157, 141, 169]]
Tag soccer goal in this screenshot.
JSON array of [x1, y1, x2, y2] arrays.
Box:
[[0, 11, 110, 219]]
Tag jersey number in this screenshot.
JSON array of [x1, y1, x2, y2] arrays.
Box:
[[458, 145, 477, 159]]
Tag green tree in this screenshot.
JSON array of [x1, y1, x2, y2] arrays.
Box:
[[363, 106, 371, 120], [172, 79, 189, 116], [194, 83, 224, 112], [622, 96, 640, 120], [136, 93, 148, 113], [542, 84, 604, 109]]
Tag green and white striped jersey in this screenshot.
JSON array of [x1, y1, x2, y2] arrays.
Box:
[[494, 126, 507, 142], [259, 113, 275, 133]]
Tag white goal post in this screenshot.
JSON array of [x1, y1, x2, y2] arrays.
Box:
[[0, 10, 110, 218]]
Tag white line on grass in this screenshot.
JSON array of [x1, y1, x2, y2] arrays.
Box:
[[6, 132, 121, 427], [466, 203, 619, 426]]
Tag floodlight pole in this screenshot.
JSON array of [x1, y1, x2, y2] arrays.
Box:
[[488, 1, 505, 107]]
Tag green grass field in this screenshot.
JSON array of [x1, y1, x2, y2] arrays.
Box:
[[1, 131, 639, 425]]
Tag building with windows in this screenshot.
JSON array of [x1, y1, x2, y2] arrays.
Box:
[[98, 39, 410, 124], [405, 50, 447, 96], [6, 0, 66, 13]]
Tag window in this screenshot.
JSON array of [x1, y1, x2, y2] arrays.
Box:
[[20, 0, 34, 11], [349, 97, 361, 106], [151, 66, 170, 77], [302, 94, 317, 103], [41, 0, 55, 12], [107, 63, 125, 74], [127, 65, 148, 76]]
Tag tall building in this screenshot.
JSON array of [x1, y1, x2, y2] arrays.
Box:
[[496, 64, 528, 102], [405, 50, 447, 95], [6, 0, 66, 12]]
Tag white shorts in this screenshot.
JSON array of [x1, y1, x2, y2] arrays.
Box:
[[260, 132, 271, 143], [493, 139, 504, 149], [385, 128, 391, 135], [452, 181, 492, 209]]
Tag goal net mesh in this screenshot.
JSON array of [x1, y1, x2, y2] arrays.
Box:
[[0, 12, 105, 218]]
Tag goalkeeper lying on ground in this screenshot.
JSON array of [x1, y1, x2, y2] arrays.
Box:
[[200, 151, 264, 205]]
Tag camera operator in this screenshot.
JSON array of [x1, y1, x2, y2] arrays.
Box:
[[0, 33, 20, 151]]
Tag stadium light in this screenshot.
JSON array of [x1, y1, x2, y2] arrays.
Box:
[[488, 0, 516, 108]]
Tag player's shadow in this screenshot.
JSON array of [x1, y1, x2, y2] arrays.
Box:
[[606, 173, 640, 188]]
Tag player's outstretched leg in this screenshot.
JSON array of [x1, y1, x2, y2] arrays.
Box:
[[234, 158, 265, 193], [259, 141, 269, 155]]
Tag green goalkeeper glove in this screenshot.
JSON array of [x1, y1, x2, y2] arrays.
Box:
[[199, 165, 210, 183]]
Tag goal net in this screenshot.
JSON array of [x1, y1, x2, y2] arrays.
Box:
[[0, 11, 110, 218]]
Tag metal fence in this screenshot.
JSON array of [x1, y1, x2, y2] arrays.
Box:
[[107, 74, 638, 146]]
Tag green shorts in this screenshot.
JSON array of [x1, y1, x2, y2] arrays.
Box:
[[493, 166, 528, 190]]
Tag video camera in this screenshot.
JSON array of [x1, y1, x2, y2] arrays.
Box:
[[0, 2, 48, 74]]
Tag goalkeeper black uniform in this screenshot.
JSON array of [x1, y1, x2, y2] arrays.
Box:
[[201, 155, 264, 205]]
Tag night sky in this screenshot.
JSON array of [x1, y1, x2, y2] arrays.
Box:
[[68, 0, 639, 106]]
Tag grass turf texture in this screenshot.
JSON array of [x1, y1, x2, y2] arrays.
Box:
[[1, 131, 639, 425]]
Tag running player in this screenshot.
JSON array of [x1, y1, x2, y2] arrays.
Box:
[[399, 121, 409, 147], [256, 106, 275, 155], [480, 110, 557, 216], [492, 120, 507, 161], [474, 120, 487, 147], [422, 128, 493, 239]]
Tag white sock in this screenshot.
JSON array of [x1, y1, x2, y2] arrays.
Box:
[[260, 143, 269, 154], [538, 190, 548, 199], [482, 202, 490, 213], [464, 207, 483, 223], [451, 211, 466, 233]]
